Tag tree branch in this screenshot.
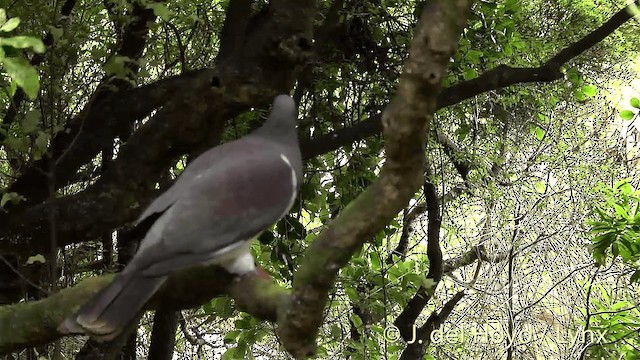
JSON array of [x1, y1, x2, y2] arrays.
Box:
[[4, 0, 629, 255], [5, 0, 159, 208], [217, 0, 255, 61], [0, 1, 316, 254], [399, 291, 465, 360], [276, 1, 473, 357], [0, 265, 287, 354], [148, 309, 178, 360], [393, 165, 443, 340], [300, 0, 639, 161], [0, 0, 77, 144]]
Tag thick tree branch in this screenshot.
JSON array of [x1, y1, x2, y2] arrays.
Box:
[[393, 166, 443, 340], [4, 0, 629, 255], [0, 0, 316, 353], [0, 266, 286, 354], [0, 1, 316, 254], [276, 2, 473, 358], [217, 0, 255, 61], [148, 309, 178, 360], [442, 243, 509, 274], [547, 0, 639, 67], [0, 74, 226, 254]]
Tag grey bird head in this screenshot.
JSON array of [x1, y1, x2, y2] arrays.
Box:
[[58, 95, 303, 341], [254, 95, 298, 141], [272, 95, 297, 123]]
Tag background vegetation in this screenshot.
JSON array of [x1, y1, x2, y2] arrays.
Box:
[[0, 0, 639, 359]]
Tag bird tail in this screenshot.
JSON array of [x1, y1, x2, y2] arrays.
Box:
[[59, 271, 166, 341]]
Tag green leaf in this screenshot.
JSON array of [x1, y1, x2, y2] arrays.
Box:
[[405, 273, 423, 288], [557, 140, 568, 152], [535, 181, 546, 193], [330, 324, 342, 339], [205, 297, 234, 317], [352, 257, 367, 266], [103, 56, 129, 77], [146, 3, 173, 21], [566, 68, 582, 84], [90, 48, 108, 62], [0, 36, 46, 53], [49, 25, 64, 42], [220, 347, 242, 360], [536, 127, 545, 140], [620, 110, 635, 121], [582, 85, 597, 97], [22, 109, 41, 133], [463, 68, 478, 80], [456, 122, 470, 140], [33, 131, 50, 160], [0, 17, 20, 32], [503, 43, 513, 56], [370, 252, 381, 270], [593, 206, 611, 222], [201, 300, 214, 314], [25, 254, 45, 265], [537, 113, 549, 122], [1, 57, 40, 99], [350, 313, 363, 329], [593, 247, 607, 265], [630, 97, 640, 109], [1, 192, 25, 207], [592, 232, 616, 247], [617, 243, 632, 261], [3, 134, 30, 152], [223, 330, 241, 344], [345, 287, 359, 303], [465, 50, 483, 63], [614, 204, 631, 220], [617, 182, 634, 195]]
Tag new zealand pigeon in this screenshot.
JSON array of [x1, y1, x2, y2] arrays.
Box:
[[59, 95, 302, 340]]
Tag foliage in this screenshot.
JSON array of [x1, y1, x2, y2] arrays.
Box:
[[1, 0, 640, 359], [584, 289, 640, 360], [589, 180, 640, 281], [0, 9, 45, 99]]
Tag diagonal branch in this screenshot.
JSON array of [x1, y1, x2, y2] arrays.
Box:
[[4, 0, 631, 255], [276, 1, 473, 357], [300, 0, 640, 161], [0, 265, 285, 354], [399, 291, 465, 360], [0, 1, 316, 254]]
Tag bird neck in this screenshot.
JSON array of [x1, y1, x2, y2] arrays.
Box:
[[254, 121, 298, 145]]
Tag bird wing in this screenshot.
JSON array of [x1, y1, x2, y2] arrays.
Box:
[[129, 137, 298, 275], [133, 139, 236, 226]]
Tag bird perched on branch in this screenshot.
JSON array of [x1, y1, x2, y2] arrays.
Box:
[[59, 95, 302, 340]]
